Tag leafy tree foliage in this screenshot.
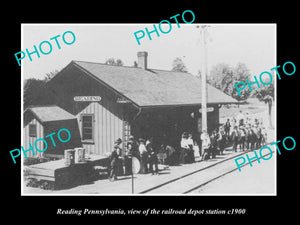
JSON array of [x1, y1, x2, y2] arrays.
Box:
[[105, 58, 124, 66], [254, 82, 274, 128], [254, 82, 274, 100], [23, 78, 45, 109], [23, 71, 58, 109], [44, 69, 59, 81], [207, 62, 251, 101], [172, 57, 188, 73]]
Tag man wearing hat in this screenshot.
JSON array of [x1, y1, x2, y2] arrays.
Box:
[[128, 135, 140, 159], [210, 129, 219, 159], [218, 126, 226, 155], [114, 138, 122, 145], [109, 143, 122, 181], [247, 125, 255, 150], [146, 138, 159, 175], [236, 110, 245, 126], [231, 126, 239, 152], [238, 125, 246, 151], [224, 118, 231, 143], [114, 138, 123, 176]]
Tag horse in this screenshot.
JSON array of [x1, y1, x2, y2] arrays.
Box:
[[261, 129, 268, 146], [245, 128, 255, 150], [245, 127, 264, 150]]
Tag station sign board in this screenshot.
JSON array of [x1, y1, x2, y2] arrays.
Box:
[[199, 107, 214, 113], [74, 96, 101, 102]]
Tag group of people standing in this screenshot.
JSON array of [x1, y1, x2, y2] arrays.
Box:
[[229, 114, 268, 152], [179, 132, 196, 164], [200, 110, 268, 161], [108, 136, 159, 182], [199, 128, 227, 161], [108, 110, 268, 182]]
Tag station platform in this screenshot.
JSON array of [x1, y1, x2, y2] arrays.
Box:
[[23, 148, 253, 195]]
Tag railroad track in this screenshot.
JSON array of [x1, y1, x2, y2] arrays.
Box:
[[139, 146, 273, 194]]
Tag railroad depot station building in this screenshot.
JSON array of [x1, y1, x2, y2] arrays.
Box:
[[23, 51, 237, 160]]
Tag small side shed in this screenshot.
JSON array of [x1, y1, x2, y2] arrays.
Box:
[[23, 105, 82, 158]]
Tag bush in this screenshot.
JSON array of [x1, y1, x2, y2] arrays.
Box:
[[25, 177, 54, 190]]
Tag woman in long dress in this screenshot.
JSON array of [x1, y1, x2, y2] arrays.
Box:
[[187, 133, 195, 163], [138, 138, 148, 174], [124, 142, 133, 176], [180, 132, 189, 164]]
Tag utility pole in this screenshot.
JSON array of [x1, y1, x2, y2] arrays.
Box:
[[197, 25, 209, 132]]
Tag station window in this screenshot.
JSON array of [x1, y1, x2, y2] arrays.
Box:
[[81, 114, 94, 141], [29, 124, 37, 137]]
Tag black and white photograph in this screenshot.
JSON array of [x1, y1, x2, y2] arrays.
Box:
[[20, 24, 276, 195], [3, 5, 298, 220]]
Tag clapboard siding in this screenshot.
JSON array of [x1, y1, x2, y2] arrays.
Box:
[[23, 118, 44, 158], [76, 98, 123, 156]]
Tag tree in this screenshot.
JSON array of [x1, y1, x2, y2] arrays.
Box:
[[24, 75, 57, 109], [171, 57, 188, 72], [44, 69, 59, 81], [208, 63, 232, 91], [254, 82, 274, 128], [208, 62, 251, 101], [23, 78, 47, 109], [196, 70, 202, 79], [104, 58, 124, 66]]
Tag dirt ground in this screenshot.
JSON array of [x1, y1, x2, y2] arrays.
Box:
[[220, 98, 272, 119]]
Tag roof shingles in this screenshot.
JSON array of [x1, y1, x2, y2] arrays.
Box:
[[72, 60, 237, 107], [26, 105, 75, 123]]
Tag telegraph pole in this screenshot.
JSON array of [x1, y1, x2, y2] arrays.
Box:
[[198, 25, 209, 132]]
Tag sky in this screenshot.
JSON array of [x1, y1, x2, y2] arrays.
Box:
[[21, 24, 276, 80]]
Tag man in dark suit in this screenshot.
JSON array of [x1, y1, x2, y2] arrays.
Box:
[[210, 130, 219, 158], [238, 126, 246, 151], [231, 126, 239, 152], [224, 118, 231, 143], [109, 144, 121, 181], [146, 139, 159, 175]]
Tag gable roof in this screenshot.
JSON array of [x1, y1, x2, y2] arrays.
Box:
[[24, 105, 75, 124], [54, 60, 238, 107]]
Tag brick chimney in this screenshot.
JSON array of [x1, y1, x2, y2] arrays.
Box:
[[137, 51, 148, 69]]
